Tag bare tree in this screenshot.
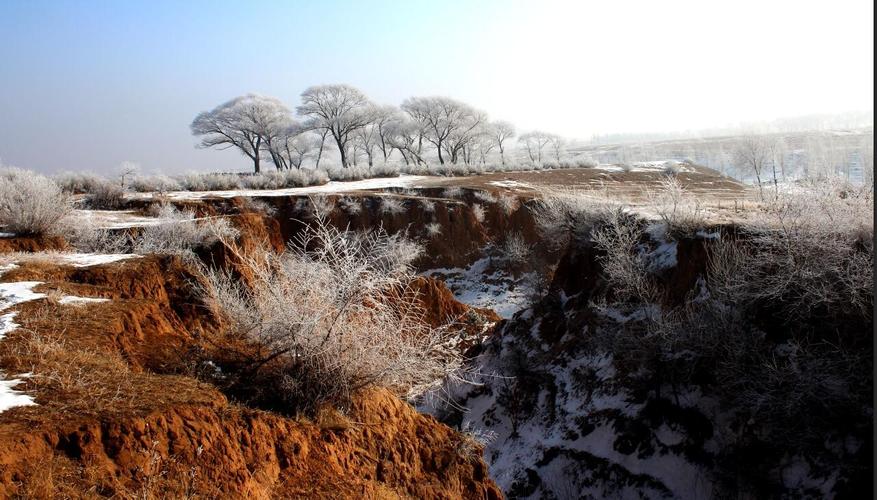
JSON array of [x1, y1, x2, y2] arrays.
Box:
[[488, 121, 516, 166], [297, 84, 375, 168], [734, 134, 771, 199], [402, 96, 486, 165], [191, 94, 291, 173]]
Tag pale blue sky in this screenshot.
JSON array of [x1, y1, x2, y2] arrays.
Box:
[[0, 0, 873, 173]]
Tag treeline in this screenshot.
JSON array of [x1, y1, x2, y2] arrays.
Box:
[[191, 85, 568, 173]]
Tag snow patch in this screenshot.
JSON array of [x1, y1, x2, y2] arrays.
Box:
[[54, 253, 140, 267], [423, 257, 535, 319], [0, 281, 46, 311], [57, 295, 110, 305], [130, 175, 429, 201], [0, 376, 35, 413]]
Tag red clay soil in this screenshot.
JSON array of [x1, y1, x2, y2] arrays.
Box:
[[408, 276, 500, 336], [0, 235, 68, 253], [0, 255, 502, 499]]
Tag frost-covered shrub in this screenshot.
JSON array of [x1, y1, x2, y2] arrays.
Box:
[[662, 162, 681, 176], [714, 182, 873, 319], [133, 205, 238, 255], [0, 167, 72, 236], [380, 196, 406, 215], [309, 195, 335, 217], [129, 174, 182, 193], [471, 203, 485, 223], [199, 216, 457, 414], [53, 171, 106, 194], [574, 156, 597, 168], [65, 215, 130, 253], [85, 180, 127, 210], [497, 194, 519, 215], [322, 166, 369, 182], [473, 190, 497, 204], [442, 187, 464, 199], [238, 197, 277, 216], [420, 199, 436, 213], [424, 222, 442, 237], [498, 232, 530, 265], [649, 176, 705, 238], [369, 164, 401, 178], [338, 196, 362, 215], [179, 173, 242, 191], [532, 187, 618, 247]]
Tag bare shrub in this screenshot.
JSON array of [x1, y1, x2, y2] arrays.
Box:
[[133, 205, 238, 255], [198, 216, 459, 414], [0, 167, 72, 236], [471, 203, 485, 223], [379, 196, 406, 215]]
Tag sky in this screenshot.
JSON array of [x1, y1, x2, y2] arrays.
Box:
[[0, 0, 873, 174]]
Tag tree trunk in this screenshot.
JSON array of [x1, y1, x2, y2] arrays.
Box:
[[334, 134, 348, 168], [436, 141, 445, 165], [500, 146, 506, 166], [315, 130, 328, 169]]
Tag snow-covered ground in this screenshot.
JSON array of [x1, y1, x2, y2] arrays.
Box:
[[0, 261, 118, 414], [128, 175, 429, 201], [423, 257, 536, 319], [593, 160, 695, 173], [73, 209, 179, 229]]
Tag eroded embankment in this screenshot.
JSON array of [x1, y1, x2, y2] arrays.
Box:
[[0, 248, 502, 497]]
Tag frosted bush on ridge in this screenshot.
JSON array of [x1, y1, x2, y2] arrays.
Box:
[[199, 216, 460, 414], [0, 167, 72, 236]]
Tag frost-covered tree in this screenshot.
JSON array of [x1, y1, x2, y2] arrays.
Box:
[[402, 96, 486, 165], [519, 131, 554, 164], [549, 134, 566, 162], [297, 84, 375, 168], [489, 121, 516, 166], [370, 105, 403, 163], [734, 135, 771, 199], [278, 127, 320, 169], [191, 94, 291, 173], [386, 117, 428, 166]]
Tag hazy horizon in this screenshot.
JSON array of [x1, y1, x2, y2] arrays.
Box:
[[1, 0, 873, 174]]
